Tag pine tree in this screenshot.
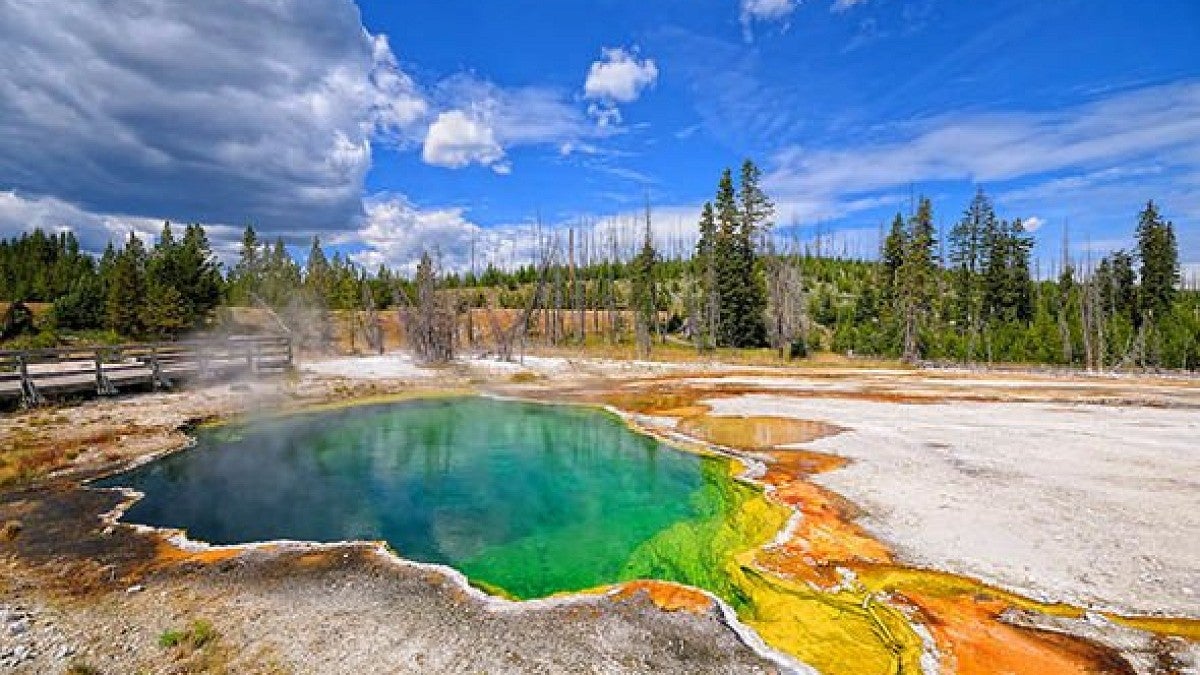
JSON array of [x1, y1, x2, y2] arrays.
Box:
[[260, 237, 300, 308], [713, 168, 742, 346], [229, 225, 261, 304], [981, 216, 1009, 322], [143, 222, 183, 338], [142, 279, 188, 339], [1135, 200, 1179, 324], [898, 197, 937, 360], [178, 224, 223, 327], [882, 213, 906, 301], [305, 236, 332, 304], [694, 201, 718, 349], [949, 188, 994, 350], [1104, 249, 1137, 323], [631, 205, 658, 358], [106, 232, 148, 337], [736, 159, 771, 347], [1004, 218, 1034, 323]]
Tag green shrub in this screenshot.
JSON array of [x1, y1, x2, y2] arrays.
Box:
[[158, 619, 218, 650]]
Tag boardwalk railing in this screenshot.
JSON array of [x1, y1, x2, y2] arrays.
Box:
[[0, 335, 292, 408]]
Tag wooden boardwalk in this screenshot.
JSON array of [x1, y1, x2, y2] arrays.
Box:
[[0, 335, 292, 407]]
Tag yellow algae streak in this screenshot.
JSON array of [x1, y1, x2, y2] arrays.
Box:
[[736, 564, 927, 675], [619, 456, 927, 675], [1109, 615, 1200, 641]]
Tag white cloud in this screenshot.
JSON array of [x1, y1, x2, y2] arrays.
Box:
[[587, 103, 623, 130], [830, 0, 868, 12], [0, 190, 247, 262], [740, 0, 798, 40], [1182, 263, 1200, 286], [765, 82, 1200, 227], [1023, 216, 1046, 232], [584, 48, 659, 104], [421, 110, 506, 171], [419, 75, 611, 172], [354, 195, 560, 273], [352, 197, 714, 274], [0, 191, 158, 250], [741, 0, 798, 23], [354, 197, 485, 273], [367, 35, 429, 141]]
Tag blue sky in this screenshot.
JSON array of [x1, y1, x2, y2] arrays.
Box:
[[0, 0, 1197, 275]]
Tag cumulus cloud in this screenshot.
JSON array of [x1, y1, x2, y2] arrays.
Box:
[[354, 197, 485, 273], [584, 48, 659, 104], [1023, 216, 1046, 232], [422, 110, 506, 171], [0, 0, 425, 238], [352, 196, 714, 274], [740, 0, 798, 39], [741, 0, 798, 23], [0, 191, 159, 251], [419, 75, 609, 172], [353, 196, 555, 273]]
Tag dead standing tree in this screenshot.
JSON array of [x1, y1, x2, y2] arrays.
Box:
[[765, 238, 808, 358], [484, 235, 558, 362], [360, 280, 384, 354], [397, 251, 458, 364]]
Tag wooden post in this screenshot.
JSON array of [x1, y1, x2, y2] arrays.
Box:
[[17, 354, 42, 408], [198, 343, 210, 381], [94, 348, 117, 396], [149, 345, 171, 390]]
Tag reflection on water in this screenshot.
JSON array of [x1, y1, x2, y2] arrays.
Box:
[[98, 397, 727, 598]]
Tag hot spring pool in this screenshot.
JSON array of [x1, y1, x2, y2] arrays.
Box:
[[96, 396, 783, 601]]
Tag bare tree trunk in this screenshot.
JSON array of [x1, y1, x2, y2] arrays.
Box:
[[396, 254, 459, 364], [607, 230, 618, 345], [360, 282, 383, 354], [484, 241, 555, 361]]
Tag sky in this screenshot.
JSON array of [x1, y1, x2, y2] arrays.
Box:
[[0, 0, 1197, 276]]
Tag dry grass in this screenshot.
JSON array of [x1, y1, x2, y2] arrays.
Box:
[[0, 519, 21, 541], [0, 416, 128, 486]]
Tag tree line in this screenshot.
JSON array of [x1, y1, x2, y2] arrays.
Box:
[[0, 223, 221, 343], [0, 169, 1194, 369]]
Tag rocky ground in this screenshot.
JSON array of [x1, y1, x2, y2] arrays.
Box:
[[0, 542, 778, 674]]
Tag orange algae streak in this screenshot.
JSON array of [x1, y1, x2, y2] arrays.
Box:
[[612, 580, 715, 614], [904, 592, 1127, 675], [151, 538, 244, 568], [600, 389, 710, 416], [857, 566, 1143, 675], [757, 479, 891, 586]]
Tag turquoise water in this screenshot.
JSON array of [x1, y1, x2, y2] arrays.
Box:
[[96, 396, 753, 599]]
